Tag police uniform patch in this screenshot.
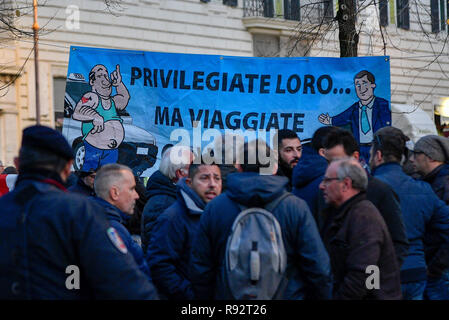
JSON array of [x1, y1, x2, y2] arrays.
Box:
[[106, 227, 128, 254]]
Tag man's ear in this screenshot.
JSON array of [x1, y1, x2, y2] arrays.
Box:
[[60, 160, 73, 182], [186, 177, 192, 187], [376, 150, 383, 162], [352, 151, 360, 160], [109, 185, 119, 201], [318, 148, 326, 157], [235, 164, 243, 172], [371, 83, 376, 89]]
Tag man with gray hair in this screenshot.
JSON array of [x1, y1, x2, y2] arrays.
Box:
[[94, 163, 153, 281], [141, 146, 194, 253], [319, 158, 401, 299]]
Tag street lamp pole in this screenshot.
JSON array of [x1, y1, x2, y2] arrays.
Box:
[[33, 0, 40, 125]]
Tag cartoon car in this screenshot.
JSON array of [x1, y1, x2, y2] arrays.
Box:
[[63, 73, 158, 176]]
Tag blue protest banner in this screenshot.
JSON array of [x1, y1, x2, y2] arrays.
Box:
[[62, 46, 390, 176]]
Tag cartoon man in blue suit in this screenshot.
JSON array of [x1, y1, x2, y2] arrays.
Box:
[[318, 70, 391, 162]]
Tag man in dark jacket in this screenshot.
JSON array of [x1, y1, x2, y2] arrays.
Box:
[[68, 169, 96, 196], [321, 128, 409, 267], [274, 129, 302, 190], [147, 162, 222, 300], [190, 139, 333, 300], [141, 146, 193, 253], [93, 163, 152, 280], [410, 134, 449, 300], [292, 126, 340, 217], [370, 127, 449, 300], [0, 125, 158, 299], [320, 158, 401, 299]]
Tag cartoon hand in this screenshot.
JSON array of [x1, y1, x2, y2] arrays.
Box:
[[318, 113, 331, 125], [91, 115, 105, 134], [111, 64, 122, 87]]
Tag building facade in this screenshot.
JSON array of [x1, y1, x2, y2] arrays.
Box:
[[0, 0, 448, 165]]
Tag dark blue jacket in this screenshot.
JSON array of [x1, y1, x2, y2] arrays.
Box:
[[292, 144, 327, 217], [147, 179, 206, 300], [422, 164, 449, 272], [372, 162, 449, 282], [190, 172, 333, 300], [94, 197, 152, 280], [0, 170, 158, 299], [68, 177, 95, 196], [141, 170, 177, 254], [423, 164, 449, 205]]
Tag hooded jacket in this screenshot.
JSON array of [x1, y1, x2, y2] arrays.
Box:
[[372, 162, 449, 282], [190, 172, 333, 300], [141, 170, 177, 253], [146, 178, 207, 300], [292, 144, 327, 217]]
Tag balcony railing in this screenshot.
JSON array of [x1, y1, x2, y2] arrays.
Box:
[[243, 0, 334, 22]]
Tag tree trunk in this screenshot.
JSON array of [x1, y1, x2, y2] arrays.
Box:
[[337, 0, 359, 57]]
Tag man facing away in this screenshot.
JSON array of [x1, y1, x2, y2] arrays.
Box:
[[319, 158, 401, 299], [0, 125, 158, 299], [190, 139, 333, 300], [94, 163, 152, 280], [147, 162, 222, 300], [370, 126, 449, 300]]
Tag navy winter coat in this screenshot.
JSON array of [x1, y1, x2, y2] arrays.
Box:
[[0, 170, 158, 299], [292, 144, 327, 216], [68, 177, 95, 196], [190, 172, 333, 300], [372, 162, 449, 282], [146, 178, 206, 300], [94, 197, 152, 280], [141, 170, 177, 253], [423, 163, 449, 205]]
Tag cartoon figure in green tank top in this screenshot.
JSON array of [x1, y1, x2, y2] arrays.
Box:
[[73, 64, 130, 171]]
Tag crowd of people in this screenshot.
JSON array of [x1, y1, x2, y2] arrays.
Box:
[[1, 123, 449, 300]]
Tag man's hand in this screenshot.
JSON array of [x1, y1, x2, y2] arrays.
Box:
[[318, 113, 331, 125], [91, 114, 105, 134], [110, 64, 122, 87]]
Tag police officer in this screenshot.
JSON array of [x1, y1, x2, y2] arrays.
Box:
[[0, 125, 159, 299]]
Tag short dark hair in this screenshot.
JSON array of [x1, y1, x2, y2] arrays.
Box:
[[322, 128, 359, 156], [311, 126, 341, 152], [19, 145, 69, 173], [354, 70, 375, 83], [275, 129, 299, 147], [240, 139, 276, 173], [372, 127, 409, 163], [188, 162, 219, 179]]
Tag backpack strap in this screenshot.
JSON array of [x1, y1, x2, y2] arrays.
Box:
[[264, 192, 292, 212], [237, 192, 292, 212]]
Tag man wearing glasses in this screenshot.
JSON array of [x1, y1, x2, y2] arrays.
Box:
[[319, 158, 401, 300]]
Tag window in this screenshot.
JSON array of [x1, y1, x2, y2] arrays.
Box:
[[223, 0, 238, 6], [431, 0, 448, 33], [379, 0, 389, 26], [378, 0, 409, 29], [322, 0, 333, 20], [53, 78, 66, 132], [396, 0, 409, 29]]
